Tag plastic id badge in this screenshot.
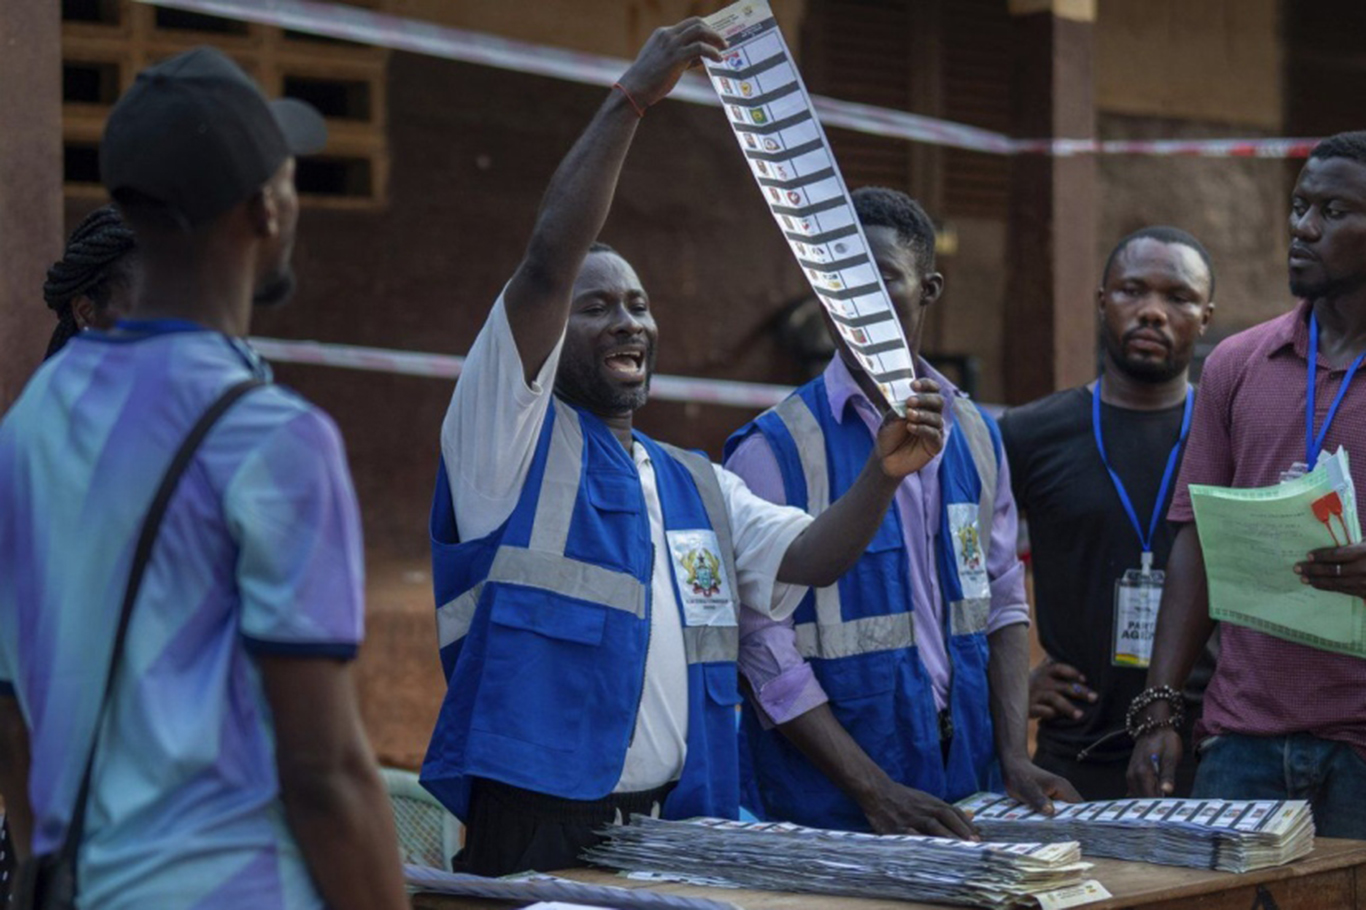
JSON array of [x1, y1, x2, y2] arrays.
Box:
[[1113, 568, 1164, 668]]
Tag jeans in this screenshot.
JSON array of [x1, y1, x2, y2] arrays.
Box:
[[1192, 732, 1366, 839]]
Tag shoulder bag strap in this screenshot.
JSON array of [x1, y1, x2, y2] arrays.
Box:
[[56, 377, 266, 869]]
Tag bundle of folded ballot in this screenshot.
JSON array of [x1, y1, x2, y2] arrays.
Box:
[[957, 793, 1314, 874], [584, 815, 1112, 909]]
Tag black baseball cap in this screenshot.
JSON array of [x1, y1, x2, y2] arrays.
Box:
[[100, 46, 327, 227]]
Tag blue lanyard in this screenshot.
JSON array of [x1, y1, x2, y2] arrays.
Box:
[[1092, 378, 1194, 559], [1306, 310, 1366, 466]]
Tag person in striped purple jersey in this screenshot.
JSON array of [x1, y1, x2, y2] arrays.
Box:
[[0, 48, 406, 909]]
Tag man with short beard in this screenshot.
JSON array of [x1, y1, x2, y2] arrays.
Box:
[[726, 188, 1077, 838], [420, 23, 948, 877], [1000, 227, 1218, 800], [1127, 132, 1366, 838]]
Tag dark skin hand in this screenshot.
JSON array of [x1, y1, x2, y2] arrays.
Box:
[[776, 378, 946, 588], [989, 623, 1082, 813], [1126, 524, 1213, 797], [772, 700, 979, 839], [1296, 542, 1366, 595], [1028, 657, 1097, 722]]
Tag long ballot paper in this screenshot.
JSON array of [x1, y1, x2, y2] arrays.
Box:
[[584, 815, 1111, 909], [1189, 447, 1366, 657], [702, 0, 917, 412], [958, 794, 1315, 874]]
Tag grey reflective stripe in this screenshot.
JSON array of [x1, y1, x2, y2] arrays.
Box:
[[436, 583, 481, 649], [684, 624, 739, 663], [528, 400, 585, 554], [659, 443, 740, 605], [951, 598, 990, 637], [769, 396, 843, 629], [434, 546, 646, 649], [772, 395, 831, 513], [794, 612, 915, 660], [953, 400, 998, 550]]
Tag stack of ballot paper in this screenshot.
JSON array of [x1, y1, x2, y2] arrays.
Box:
[[1191, 447, 1366, 657], [958, 794, 1315, 873], [584, 816, 1111, 909]]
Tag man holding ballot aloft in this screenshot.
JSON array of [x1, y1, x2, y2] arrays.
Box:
[[1128, 131, 1366, 838], [419, 20, 950, 877]]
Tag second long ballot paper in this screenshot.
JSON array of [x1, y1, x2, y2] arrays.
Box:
[[702, 0, 917, 412]]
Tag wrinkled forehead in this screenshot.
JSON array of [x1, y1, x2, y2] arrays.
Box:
[[1110, 238, 1211, 298], [572, 250, 646, 300]]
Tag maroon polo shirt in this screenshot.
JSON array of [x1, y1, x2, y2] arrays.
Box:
[[1170, 299, 1366, 757]]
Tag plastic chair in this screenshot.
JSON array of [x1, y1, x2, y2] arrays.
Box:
[[380, 767, 462, 871]]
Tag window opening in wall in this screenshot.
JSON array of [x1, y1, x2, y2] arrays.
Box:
[[296, 157, 373, 198], [282, 76, 373, 121], [62, 0, 120, 25], [153, 8, 250, 36], [63, 62, 121, 105], [64, 143, 102, 185]]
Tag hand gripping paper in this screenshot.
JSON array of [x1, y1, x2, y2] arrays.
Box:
[[703, 0, 918, 413]]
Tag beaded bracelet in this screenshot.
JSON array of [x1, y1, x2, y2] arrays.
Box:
[[1125, 685, 1186, 740]]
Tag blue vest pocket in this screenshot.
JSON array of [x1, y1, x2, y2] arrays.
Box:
[[470, 584, 610, 751]]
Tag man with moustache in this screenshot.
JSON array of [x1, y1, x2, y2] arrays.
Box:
[[724, 187, 1078, 837], [420, 26, 948, 876], [1128, 132, 1366, 837], [1000, 227, 1218, 800]]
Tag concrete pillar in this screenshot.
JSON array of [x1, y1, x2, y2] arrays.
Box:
[[1003, 0, 1097, 404], [0, 0, 64, 412]]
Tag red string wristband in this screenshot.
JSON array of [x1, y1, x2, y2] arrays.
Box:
[[612, 82, 647, 119]]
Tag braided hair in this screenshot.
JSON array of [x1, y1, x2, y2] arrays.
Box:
[[43, 205, 138, 359]]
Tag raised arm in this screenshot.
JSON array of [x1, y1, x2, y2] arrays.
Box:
[[778, 379, 943, 586], [1126, 523, 1215, 796], [505, 19, 725, 382]]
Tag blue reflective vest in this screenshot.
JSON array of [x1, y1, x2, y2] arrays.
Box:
[[725, 375, 1003, 831], [420, 398, 743, 822]]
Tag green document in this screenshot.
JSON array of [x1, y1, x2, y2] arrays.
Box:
[[1190, 448, 1366, 657]]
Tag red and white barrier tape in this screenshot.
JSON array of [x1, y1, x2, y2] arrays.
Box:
[[140, 0, 1319, 159], [248, 337, 795, 410]]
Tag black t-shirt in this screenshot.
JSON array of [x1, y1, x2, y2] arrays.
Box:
[[1000, 386, 1213, 763]]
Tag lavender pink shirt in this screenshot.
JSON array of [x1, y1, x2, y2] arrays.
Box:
[[1169, 300, 1366, 757], [725, 356, 1030, 724]]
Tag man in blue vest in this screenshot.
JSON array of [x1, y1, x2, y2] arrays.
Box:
[[726, 187, 1080, 836], [420, 23, 951, 877]]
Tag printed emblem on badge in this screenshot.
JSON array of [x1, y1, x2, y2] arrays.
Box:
[[947, 503, 991, 599], [726, 52, 745, 69], [667, 529, 736, 627], [749, 108, 769, 125], [764, 138, 780, 151], [740, 81, 754, 97]]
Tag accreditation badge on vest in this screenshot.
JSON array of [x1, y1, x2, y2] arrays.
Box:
[[666, 529, 737, 627], [1113, 567, 1164, 668], [946, 503, 990, 600]]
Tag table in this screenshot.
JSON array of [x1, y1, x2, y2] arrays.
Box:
[[410, 838, 1366, 909]]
